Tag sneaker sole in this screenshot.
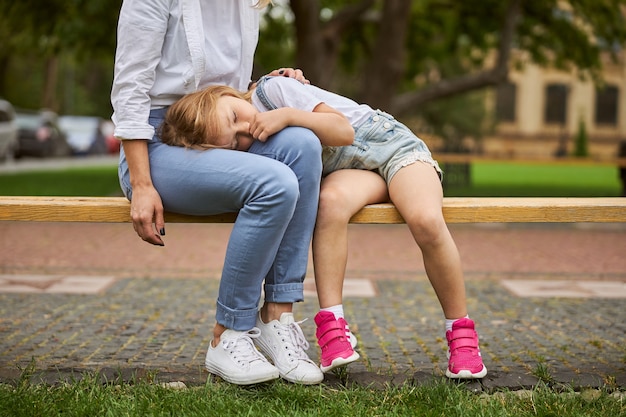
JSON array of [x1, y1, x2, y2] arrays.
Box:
[[445, 365, 487, 379], [254, 344, 324, 385], [281, 370, 325, 385], [320, 351, 360, 373], [205, 362, 279, 385]]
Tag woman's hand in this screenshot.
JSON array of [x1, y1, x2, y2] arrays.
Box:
[[129, 185, 166, 246], [268, 67, 309, 84], [248, 68, 309, 89], [121, 139, 166, 246]]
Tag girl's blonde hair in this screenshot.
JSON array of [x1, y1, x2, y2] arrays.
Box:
[[159, 86, 253, 150], [254, 0, 272, 8]]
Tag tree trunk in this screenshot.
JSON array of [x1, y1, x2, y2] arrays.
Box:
[[290, 0, 325, 85], [42, 56, 59, 111], [360, 0, 412, 110], [290, 0, 376, 89], [0, 55, 8, 98]]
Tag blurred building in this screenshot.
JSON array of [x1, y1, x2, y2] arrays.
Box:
[[486, 50, 625, 159]]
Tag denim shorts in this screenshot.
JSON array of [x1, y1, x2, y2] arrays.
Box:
[[321, 110, 442, 183]]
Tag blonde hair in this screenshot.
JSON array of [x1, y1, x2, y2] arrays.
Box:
[[254, 0, 272, 8], [159, 86, 253, 150]]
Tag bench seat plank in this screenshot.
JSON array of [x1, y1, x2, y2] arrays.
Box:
[[0, 196, 624, 224]]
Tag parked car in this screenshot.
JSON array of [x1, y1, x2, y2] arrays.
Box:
[[101, 120, 120, 154], [0, 99, 18, 161], [14, 109, 72, 158], [58, 115, 108, 156]]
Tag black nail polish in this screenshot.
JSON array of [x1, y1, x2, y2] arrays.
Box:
[[160, 228, 165, 236]]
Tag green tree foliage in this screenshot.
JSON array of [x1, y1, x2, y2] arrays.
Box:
[[261, 0, 626, 149], [0, 0, 121, 113], [0, 0, 120, 59], [1, 0, 624, 131], [277, 0, 626, 111]]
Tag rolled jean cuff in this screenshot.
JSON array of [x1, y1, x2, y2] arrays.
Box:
[[215, 300, 259, 331], [263, 282, 304, 304]]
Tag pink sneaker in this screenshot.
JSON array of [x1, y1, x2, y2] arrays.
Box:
[[341, 318, 358, 349], [315, 311, 360, 373], [445, 318, 487, 379]]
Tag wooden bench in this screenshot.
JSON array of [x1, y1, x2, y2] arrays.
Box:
[[0, 196, 625, 224]]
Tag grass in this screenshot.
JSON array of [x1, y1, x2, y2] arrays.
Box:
[[0, 161, 621, 197], [0, 166, 121, 197], [443, 161, 622, 197], [1, 372, 625, 417]]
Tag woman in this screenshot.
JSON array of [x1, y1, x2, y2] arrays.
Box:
[[111, 0, 324, 385]]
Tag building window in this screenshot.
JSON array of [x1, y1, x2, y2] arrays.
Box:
[[495, 82, 516, 122], [544, 83, 569, 125], [595, 85, 618, 126]]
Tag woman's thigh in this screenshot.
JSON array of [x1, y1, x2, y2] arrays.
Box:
[[146, 141, 298, 216]]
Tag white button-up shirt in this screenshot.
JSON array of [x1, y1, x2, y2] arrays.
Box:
[[111, 0, 261, 140]]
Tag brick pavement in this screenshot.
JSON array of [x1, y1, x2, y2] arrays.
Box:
[[0, 221, 625, 391]]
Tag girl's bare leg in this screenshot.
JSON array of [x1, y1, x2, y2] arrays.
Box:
[[313, 170, 388, 308], [388, 163, 467, 320]]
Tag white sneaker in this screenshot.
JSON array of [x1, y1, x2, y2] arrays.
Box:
[[255, 312, 324, 385], [205, 328, 279, 385]]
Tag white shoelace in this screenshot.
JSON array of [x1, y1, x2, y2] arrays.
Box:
[[222, 328, 267, 365], [276, 320, 312, 362]]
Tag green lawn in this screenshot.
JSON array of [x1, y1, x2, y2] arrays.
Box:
[[1, 372, 624, 417], [0, 161, 622, 197], [443, 161, 622, 197], [0, 166, 122, 197]]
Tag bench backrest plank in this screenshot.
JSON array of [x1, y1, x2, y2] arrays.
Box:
[[0, 196, 624, 224]]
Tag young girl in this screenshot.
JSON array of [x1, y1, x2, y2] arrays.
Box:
[[160, 76, 487, 379]]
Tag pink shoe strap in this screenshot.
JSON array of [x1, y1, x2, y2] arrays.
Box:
[[449, 336, 479, 352], [317, 327, 346, 348], [447, 328, 476, 341]]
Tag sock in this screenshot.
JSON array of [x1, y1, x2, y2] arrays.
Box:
[[320, 305, 344, 320], [445, 315, 469, 333]]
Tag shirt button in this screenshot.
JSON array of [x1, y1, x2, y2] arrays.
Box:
[[373, 116, 380, 122], [383, 122, 391, 129]]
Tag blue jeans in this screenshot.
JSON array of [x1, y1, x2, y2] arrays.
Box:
[[118, 108, 322, 330]]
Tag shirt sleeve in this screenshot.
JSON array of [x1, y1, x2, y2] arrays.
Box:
[[110, 0, 171, 140], [263, 77, 324, 113]]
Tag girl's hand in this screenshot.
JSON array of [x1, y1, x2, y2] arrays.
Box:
[[250, 104, 354, 147], [249, 109, 291, 142]]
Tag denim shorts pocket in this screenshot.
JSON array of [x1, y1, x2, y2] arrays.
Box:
[[322, 140, 371, 176]]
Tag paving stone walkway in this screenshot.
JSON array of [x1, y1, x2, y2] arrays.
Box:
[[0, 221, 625, 391]]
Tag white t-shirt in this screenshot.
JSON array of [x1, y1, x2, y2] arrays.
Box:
[[251, 76, 375, 128]]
